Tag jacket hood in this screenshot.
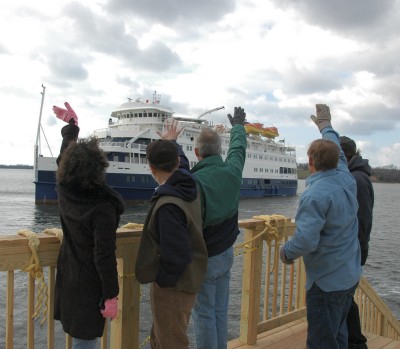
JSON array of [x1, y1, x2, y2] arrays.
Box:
[[152, 169, 197, 202], [347, 155, 372, 177]]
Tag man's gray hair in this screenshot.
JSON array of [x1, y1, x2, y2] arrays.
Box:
[[196, 127, 222, 157]]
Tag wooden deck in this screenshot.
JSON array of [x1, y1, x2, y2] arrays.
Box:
[[228, 319, 400, 349], [1, 217, 400, 348]]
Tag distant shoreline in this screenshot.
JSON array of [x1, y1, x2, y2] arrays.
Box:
[[0, 165, 33, 169]]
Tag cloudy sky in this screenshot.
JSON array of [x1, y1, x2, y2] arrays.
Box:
[[1, 0, 399, 167]]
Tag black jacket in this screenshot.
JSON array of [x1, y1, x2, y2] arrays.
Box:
[[135, 141, 207, 290], [54, 123, 124, 339], [348, 154, 374, 265]]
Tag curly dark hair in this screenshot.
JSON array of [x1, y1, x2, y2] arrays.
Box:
[[56, 137, 109, 190]]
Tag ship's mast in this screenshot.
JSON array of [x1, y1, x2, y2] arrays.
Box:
[[152, 91, 161, 104], [34, 84, 46, 182]]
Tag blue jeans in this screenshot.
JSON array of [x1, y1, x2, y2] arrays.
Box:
[[72, 337, 98, 349], [306, 282, 358, 349], [192, 246, 234, 349]]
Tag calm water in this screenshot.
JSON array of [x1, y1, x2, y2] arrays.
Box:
[[0, 169, 399, 348]]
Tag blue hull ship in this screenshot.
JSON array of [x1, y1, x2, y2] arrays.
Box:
[[34, 91, 298, 204]]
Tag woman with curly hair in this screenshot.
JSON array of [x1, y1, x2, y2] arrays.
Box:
[[53, 102, 124, 349]]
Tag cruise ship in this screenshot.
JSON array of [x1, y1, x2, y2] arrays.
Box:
[[34, 91, 298, 203]]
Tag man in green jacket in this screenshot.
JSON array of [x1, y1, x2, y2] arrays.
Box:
[[191, 107, 247, 349]]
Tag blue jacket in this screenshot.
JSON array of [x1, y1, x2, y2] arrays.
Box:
[[283, 126, 361, 292]]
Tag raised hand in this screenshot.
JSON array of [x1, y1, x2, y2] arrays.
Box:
[[53, 102, 78, 125], [310, 104, 331, 131], [157, 119, 184, 141], [227, 106, 246, 126]]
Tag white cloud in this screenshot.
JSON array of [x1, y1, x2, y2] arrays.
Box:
[[1, 0, 399, 168]]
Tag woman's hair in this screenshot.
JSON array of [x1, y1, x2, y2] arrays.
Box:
[[56, 137, 108, 190], [146, 139, 179, 172], [195, 127, 222, 157], [307, 139, 339, 171]]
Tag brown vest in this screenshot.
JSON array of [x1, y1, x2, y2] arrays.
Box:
[[135, 194, 207, 293]]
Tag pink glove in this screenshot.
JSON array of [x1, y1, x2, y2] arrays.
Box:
[[100, 297, 118, 320], [53, 102, 78, 125]]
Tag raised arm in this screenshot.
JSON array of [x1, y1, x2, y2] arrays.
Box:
[[226, 106, 247, 173], [53, 102, 80, 165], [310, 104, 347, 170]]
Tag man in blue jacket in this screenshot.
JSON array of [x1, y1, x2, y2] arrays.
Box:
[[280, 104, 362, 349], [191, 107, 247, 349]]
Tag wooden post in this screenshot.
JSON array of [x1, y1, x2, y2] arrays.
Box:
[[47, 266, 56, 349], [27, 274, 35, 349], [6, 271, 14, 349], [110, 231, 141, 349], [239, 225, 264, 344]]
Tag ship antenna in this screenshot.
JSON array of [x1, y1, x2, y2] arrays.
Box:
[[153, 91, 161, 104]]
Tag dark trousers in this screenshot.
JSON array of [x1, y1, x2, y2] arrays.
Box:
[[306, 282, 358, 349], [347, 298, 368, 349]]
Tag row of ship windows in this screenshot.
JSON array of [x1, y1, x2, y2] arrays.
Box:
[[245, 179, 297, 186], [254, 167, 297, 174], [118, 112, 169, 118], [124, 175, 297, 186], [248, 153, 296, 163], [184, 145, 295, 163]]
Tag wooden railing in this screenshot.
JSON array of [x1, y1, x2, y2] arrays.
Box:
[[0, 228, 142, 349], [1, 217, 399, 348], [238, 217, 400, 344]]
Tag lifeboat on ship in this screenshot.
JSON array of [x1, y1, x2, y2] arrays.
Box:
[[245, 123, 279, 138]]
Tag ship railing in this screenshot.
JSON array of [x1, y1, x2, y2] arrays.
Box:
[[99, 141, 127, 148], [1, 218, 400, 349]]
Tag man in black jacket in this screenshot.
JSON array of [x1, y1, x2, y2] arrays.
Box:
[[340, 136, 375, 349]]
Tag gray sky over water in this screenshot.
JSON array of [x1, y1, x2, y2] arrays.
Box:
[[1, 0, 399, 166]]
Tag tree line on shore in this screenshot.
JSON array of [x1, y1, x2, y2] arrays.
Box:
[[1, 164, 400, 183], [297, 163, 400, 183]]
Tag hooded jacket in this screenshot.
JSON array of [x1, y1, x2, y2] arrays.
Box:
[[135, 141, 207, 293], [347, 154, 374, 265], [54, 123, 124, 340]]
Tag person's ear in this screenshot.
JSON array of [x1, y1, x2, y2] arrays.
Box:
[[194, 147, 200, 158], [149, 164, 157, 176]]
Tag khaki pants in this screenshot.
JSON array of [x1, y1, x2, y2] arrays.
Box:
[[150, 283, 196, 349]]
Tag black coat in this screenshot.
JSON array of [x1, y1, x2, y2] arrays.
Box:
[[348, 154, 374, 265], [54, 184, 124, 339], [54, 123, 124, 339]]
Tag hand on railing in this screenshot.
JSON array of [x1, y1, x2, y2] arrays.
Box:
[[280, 247, 294, 264]]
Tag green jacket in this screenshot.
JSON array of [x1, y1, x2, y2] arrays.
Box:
[[191, 124, 247, 256]]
